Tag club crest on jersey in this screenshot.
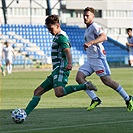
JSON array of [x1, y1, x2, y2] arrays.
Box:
[[102, 50, 106, 55]]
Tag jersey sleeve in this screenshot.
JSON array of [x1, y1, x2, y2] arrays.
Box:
[[58, 35, 71, 49], [131, 37, 133, 44], [2, 47, 4, 52], [93, 24, 104, 36], [11, 46, 14, 51]]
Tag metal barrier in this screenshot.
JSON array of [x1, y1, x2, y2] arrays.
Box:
[[2, 55, 128, 70]]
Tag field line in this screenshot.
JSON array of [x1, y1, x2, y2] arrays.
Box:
[[1, 119, 133, 133]]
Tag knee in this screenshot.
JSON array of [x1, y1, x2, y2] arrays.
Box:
[[55, 93, 62, 98], [34, 86, 44, 96], [34, 88, 39, 96], [54, 87, 64, 98], [76, 71, 86, 84], [76, 75, 80, 84], [101, 77, 109, 86], [76, 74, 83, 84]]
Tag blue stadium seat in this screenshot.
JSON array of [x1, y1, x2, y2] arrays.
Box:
[[0, 24, 128, 65]]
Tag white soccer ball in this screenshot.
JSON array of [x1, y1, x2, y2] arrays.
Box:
[[11, 108, 27, 124]]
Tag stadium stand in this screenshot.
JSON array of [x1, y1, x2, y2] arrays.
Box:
[[0, 24, 128, 67]]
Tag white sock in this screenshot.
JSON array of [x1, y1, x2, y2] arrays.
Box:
[[9, 64, 12, 73], [7, 65, 10, 74], [84, 82, 97, 99], [85, 90, 98, 100], [116, 85, 130, 101]]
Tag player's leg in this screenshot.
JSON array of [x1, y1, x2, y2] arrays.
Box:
[[76, 61, 101, 111], [5, 59, 10, 74], [53, 68, 97, 98], [8, 58, 13, 74], [25, 75, 53, 116], [54, 83, 97, 97], [0, 62, 5, 76], [100, 75, 133, 111], [25, 86, 44, 116], [9, 63, 12, 74], [129, 55, 133, 66], [98, 58, 133, 111]]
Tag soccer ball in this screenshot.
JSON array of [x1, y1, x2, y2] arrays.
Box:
[[11, 108, 27, 124]]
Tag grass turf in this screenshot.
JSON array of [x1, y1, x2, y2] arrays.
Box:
[[0, 68, 133, 133]]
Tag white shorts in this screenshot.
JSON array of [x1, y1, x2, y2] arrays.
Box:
[[78, 58, 111, 77], [5, 57, 13, 64], [0, 56, 1, 64]]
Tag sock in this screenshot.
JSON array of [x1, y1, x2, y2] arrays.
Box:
[[9, 64, 12, 73], [116, 85, 130, 101], [63, 84, 86, 95], [25, 96, 40, 116], [7, 65, 10, 74], [1, 66, 4, 72], [85, 90, 98, 100]]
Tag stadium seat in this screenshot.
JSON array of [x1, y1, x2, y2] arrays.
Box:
[[0, 24, 128, 65]]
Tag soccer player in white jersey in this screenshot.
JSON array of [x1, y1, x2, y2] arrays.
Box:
[[2, 42, 15, 75], [0, 42, 5, 76], [126, 28, 133, 66], [76, 7, 133, 111]]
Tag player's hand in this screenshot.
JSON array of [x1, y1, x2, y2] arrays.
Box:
[[66, 64, 72, 70], [126, 43, 133, 47], [84, 41, 93, 50], [126, 42, 129, 46]]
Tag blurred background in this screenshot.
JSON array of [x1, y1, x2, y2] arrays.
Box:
[[0, 0, 132, 70]]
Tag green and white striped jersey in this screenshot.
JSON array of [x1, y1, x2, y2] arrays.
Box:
[[51, 30, 71, 70]]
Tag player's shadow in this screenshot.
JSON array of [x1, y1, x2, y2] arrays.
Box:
[[0, 107, 133, 133]]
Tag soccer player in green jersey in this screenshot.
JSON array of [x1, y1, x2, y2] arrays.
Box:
[[24, 15, 97, 118], [0, 61, 5, 76]]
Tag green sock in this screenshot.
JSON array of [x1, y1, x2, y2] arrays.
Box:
[[1, 66, 4, 72], [63, 84, 86, 95], [25, 96, 40, 116]]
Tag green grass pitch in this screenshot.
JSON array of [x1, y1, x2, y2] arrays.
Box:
[[0, 68, 133, 133]]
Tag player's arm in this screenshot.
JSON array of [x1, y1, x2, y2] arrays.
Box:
[[84, 32, 107, 49], [126, 42, 133, 47], [59, 34, 72, 70], [64, 48, 72, 70], [2, 49, 4, 59], [11, 48, 16, 58]]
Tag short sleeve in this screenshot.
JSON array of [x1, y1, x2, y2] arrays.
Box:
[[58, 35, 71, 49], [131, 37, 133, 44], [93, 24, 104, 36]]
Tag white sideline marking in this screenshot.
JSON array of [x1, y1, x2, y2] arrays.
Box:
[[1, 120, 133, 133]]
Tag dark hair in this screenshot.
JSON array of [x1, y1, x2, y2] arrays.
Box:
[[45, 15, 60, 25], [126, 28, 132, 33], [4, 41, 8, 45], [84, 7, 95, 14]]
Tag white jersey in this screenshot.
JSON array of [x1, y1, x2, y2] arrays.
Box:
[[127, 36, 133, 55], [84, 22, 106, 59], [0, 43, 2, 57], [0, 43, 2, 60], [2, 46, 14, 59]]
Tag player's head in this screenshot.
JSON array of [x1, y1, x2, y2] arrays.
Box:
[[126, 28, 132, 37], [45, 14, 61, 36], [83, 7, 95, 26], [4, 41, 9, 46]]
